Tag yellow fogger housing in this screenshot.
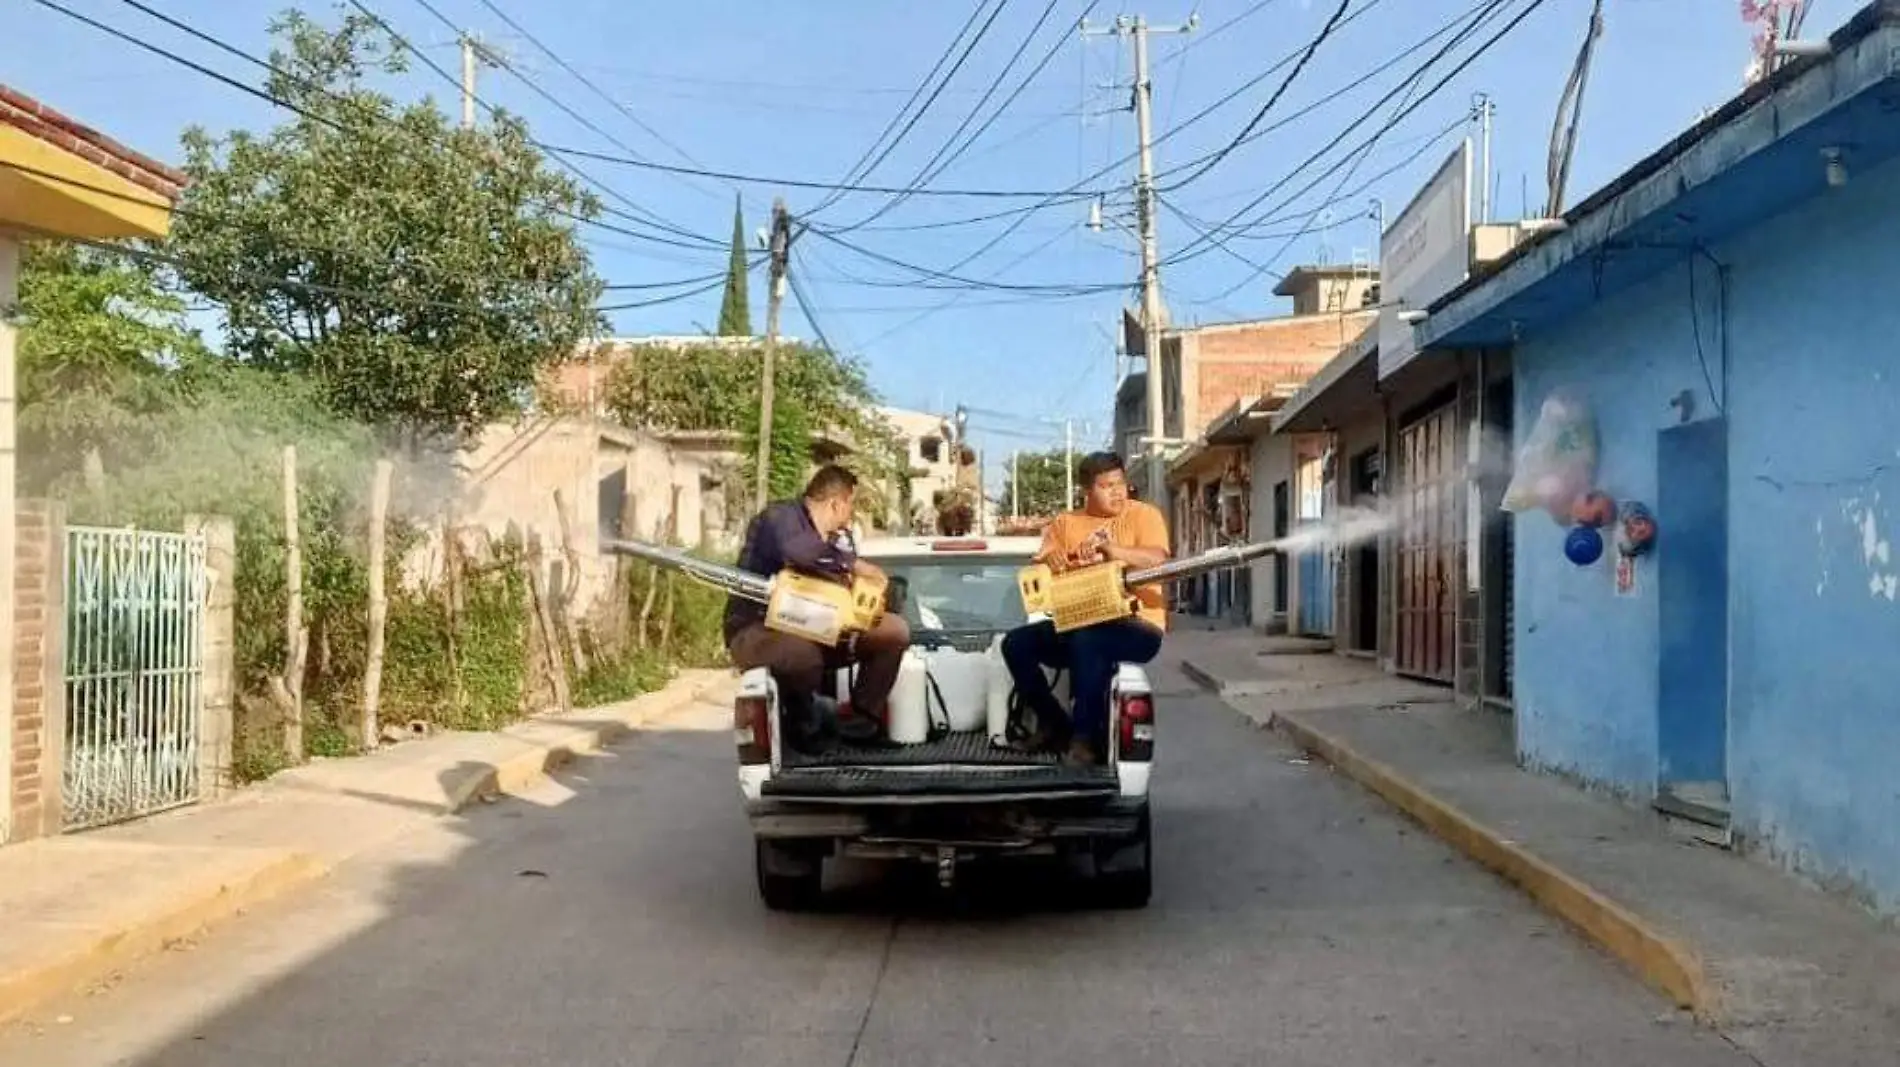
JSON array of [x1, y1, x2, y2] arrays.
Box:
[[1017, 561, 1141, 633], [763, 570, 889, 647]]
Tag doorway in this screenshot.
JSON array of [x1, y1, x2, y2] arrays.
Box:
[[1349, 446, 1383, 654], [1396, 397, 1460, 682], [1656, 417, 1730, 827], [1271, 480, 1290, 617]]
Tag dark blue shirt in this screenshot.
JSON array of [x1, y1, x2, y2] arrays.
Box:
[[723, 501, 856, 640]]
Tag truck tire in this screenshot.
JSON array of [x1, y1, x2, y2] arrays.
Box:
[[755, 838, 823, 912], [1096, 807, 1152, 909]]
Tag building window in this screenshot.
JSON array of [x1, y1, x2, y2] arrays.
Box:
[[919, 436, 942, 464]]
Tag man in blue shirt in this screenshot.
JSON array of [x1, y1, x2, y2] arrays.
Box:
[[725, 465, 910, 752]]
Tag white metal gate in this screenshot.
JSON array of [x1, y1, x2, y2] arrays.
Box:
[[62, 526, 208, 830]]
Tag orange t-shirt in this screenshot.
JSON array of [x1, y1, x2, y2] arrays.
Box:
[[1039, 501, 1172, 632]]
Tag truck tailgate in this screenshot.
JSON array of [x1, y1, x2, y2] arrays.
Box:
[[763, 732, 1118, 802]]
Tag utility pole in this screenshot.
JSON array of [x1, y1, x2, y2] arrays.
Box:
[[754, 198, 793, 513], [1082, 12, 1196, 506], [458, 34, 507, 130], [1063, 418, 1075, 510], [1474, 92, 1496, 223], [1011, 450, 1020, 519]]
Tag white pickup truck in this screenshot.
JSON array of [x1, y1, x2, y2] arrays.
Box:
[[733, 535, 1156, 911]]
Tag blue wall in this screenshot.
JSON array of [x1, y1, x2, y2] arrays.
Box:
[[1511, 152, 1900, 913]]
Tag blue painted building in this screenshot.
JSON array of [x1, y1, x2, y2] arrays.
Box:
[[1413, 2, 1900, 915]]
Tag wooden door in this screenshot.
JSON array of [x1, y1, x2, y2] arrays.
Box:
[[1396, 402, 1460, 681]]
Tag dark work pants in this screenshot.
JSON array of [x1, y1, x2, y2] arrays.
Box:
[[727, 614, 909, 737], [1001, 617, 1162, 744]]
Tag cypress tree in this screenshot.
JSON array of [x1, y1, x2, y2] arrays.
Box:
[[717, 196, 752, 336]]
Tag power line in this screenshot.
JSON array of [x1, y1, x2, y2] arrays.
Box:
[[66, 0, 719, 251], [876, 0, 1408, 280], [805, 0, 997, 217], [540, 143, 1114, 198], [1154, 0, 1289, 67], [1161, 0, 1540, 269], [466, 0, 719, 188], [1160, 0, 1353, 191], [351, 0, 721, 246], [827, 0, 1092, 232], [0, 156, 741, 296], [1151, 0, 1500, 188]]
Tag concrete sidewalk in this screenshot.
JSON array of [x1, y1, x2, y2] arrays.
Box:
[[1175, 626, 1900, 1062], [0, 668, 734, 1027]]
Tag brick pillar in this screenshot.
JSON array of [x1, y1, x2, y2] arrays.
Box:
[[10, 501, 64, 841], [186, 515, 236, 800]]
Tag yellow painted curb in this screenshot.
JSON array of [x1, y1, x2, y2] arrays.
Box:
[[0, 850, 331, 1027], [442, 672, 729, 814], [1273, 712, 1718, 1020]]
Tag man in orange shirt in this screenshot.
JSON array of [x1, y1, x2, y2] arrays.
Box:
[[1001, 451, 1170, 764]]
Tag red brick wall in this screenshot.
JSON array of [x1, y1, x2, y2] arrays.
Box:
[[1186, 313, 1375, 437], [10, 502, 62, 841]]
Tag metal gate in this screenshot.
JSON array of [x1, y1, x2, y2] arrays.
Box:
[[62, 526, 208, 830], [1396, 402, 1460, 681]]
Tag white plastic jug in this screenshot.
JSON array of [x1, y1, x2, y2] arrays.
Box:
[[929, 649, 989, 733], [887, 651, 930, 745]]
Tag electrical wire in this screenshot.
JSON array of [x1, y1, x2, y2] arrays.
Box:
[[467, 0, 721, 188], [1161, 0, 1543, 269], [825, 0, 1093, 232], [0, 157, 740, 298], [72, 0, 718, 250], [1153, 0, 1287, 67], [1161, 0, 1354, 191], [354, 0, 720, 246], [874, 0, 1412, 279], [805, 0, 997, 217]]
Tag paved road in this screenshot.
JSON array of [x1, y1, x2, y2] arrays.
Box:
[[1, 656, 1756, 1066]]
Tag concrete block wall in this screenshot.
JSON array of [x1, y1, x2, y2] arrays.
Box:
[[9, 501, 63, 841]]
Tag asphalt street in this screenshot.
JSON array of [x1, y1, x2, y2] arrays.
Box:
[[0, 655, 1760, 1066]]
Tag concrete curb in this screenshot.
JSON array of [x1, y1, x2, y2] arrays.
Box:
[[0, 849, 331, 1027], [0, 670, 729, 1028], [1269, 709, 1718, 1020], [438, 670, 729, 813]]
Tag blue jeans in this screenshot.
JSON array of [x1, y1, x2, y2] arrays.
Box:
[[1001, 618, 1163, 744]]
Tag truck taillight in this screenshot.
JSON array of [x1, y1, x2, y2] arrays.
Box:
[[734, 696, 772, 765], [1117, 693, 1154, 762]]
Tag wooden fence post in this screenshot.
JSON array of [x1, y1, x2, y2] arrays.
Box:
[[362, 460, 393, 750]]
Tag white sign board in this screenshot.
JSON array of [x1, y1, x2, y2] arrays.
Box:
[[1378, 140, 1472, 379]]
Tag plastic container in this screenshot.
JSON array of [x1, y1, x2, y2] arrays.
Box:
[[887, 651, 931, 745], [929, 649, 990, 733]]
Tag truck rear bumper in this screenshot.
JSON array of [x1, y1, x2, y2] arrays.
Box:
[[747, 796, 1147, 849]]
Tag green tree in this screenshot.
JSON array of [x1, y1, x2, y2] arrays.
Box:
[[597, 338, 902, 520], [169, 9, 605, 442], [15, 241, 207, 492], [717, 196, 751, 336], [1002, 449, 1075, 517]]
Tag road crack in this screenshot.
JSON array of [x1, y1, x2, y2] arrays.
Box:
[[842, 918, 900, 1067]]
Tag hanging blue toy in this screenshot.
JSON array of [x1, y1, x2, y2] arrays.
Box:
[[1564, 524, 1604, 566]]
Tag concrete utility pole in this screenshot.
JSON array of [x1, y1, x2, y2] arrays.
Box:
[[458, 34, 507, 130], [1082, 12, 1196, 505], [1063, 417, 1075, 509], [1474, 92, 1496, 224], [1010, 450, 1020, 519], [753, 197, 793, 513]]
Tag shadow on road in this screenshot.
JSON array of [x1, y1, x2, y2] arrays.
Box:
[[9, 689, 1760, 1067]]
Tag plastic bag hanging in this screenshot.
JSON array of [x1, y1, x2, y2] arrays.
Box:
[[1502, 389, 1598, 521]]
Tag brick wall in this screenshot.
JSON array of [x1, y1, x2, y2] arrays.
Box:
[[10, 501, 63, 841], [1177, 313, 1375, 440]]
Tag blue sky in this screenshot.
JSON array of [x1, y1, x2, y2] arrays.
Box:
[[5, 0, 1851, 487]]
